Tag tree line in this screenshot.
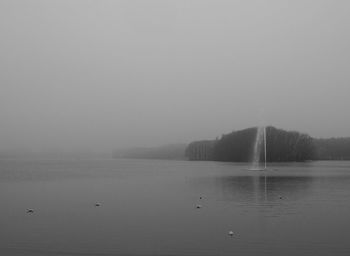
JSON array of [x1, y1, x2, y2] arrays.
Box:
[[111, 127, 350, 162], [313, 137, 350, 160], [186, 126, 315, 162]]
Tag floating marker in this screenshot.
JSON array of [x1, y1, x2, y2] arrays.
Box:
[[196, 204, 202, 209], [95, 203, 101, 207], [228, 231, 234, 236], [26, 209, 34, 213]]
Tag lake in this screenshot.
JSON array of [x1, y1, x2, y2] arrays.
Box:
[[1, 158, 350, 256]]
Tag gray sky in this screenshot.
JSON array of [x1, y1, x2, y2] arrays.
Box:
[[1, 0, 349, 153]]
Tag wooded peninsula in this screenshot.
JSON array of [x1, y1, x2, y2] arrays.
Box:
[[114, 126, 350, 162]]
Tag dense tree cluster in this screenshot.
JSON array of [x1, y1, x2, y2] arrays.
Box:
[[213, 127, 256, 162], [265, 127, 314, 161], [313, 138, 350, 160], [185, 140, 215, 160], [185, 126, 315, 162]]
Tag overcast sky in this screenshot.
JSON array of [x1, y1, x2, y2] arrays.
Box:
[[0, 0, 349, 153]]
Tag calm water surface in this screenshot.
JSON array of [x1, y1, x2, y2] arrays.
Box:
[[1, 159, 350, 256]]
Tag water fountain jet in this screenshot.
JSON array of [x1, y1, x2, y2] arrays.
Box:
[[250, 126, 267, 171]]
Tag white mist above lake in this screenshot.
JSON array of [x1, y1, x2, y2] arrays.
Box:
[[1, 159, 350, 256]]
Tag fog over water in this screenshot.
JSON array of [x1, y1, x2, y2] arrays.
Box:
[[1, 0, 349, 154]]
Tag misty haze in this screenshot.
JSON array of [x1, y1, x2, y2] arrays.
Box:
[[1, 1, 350, 256]]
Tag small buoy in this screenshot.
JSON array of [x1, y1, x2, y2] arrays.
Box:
[[95, 203, 101, 207], [199, 196, 202, 200], [26, 209, 34, 213], [279, 196, 283, 199], [196, 204, 202, 209], [228, 231, 234, 236]]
